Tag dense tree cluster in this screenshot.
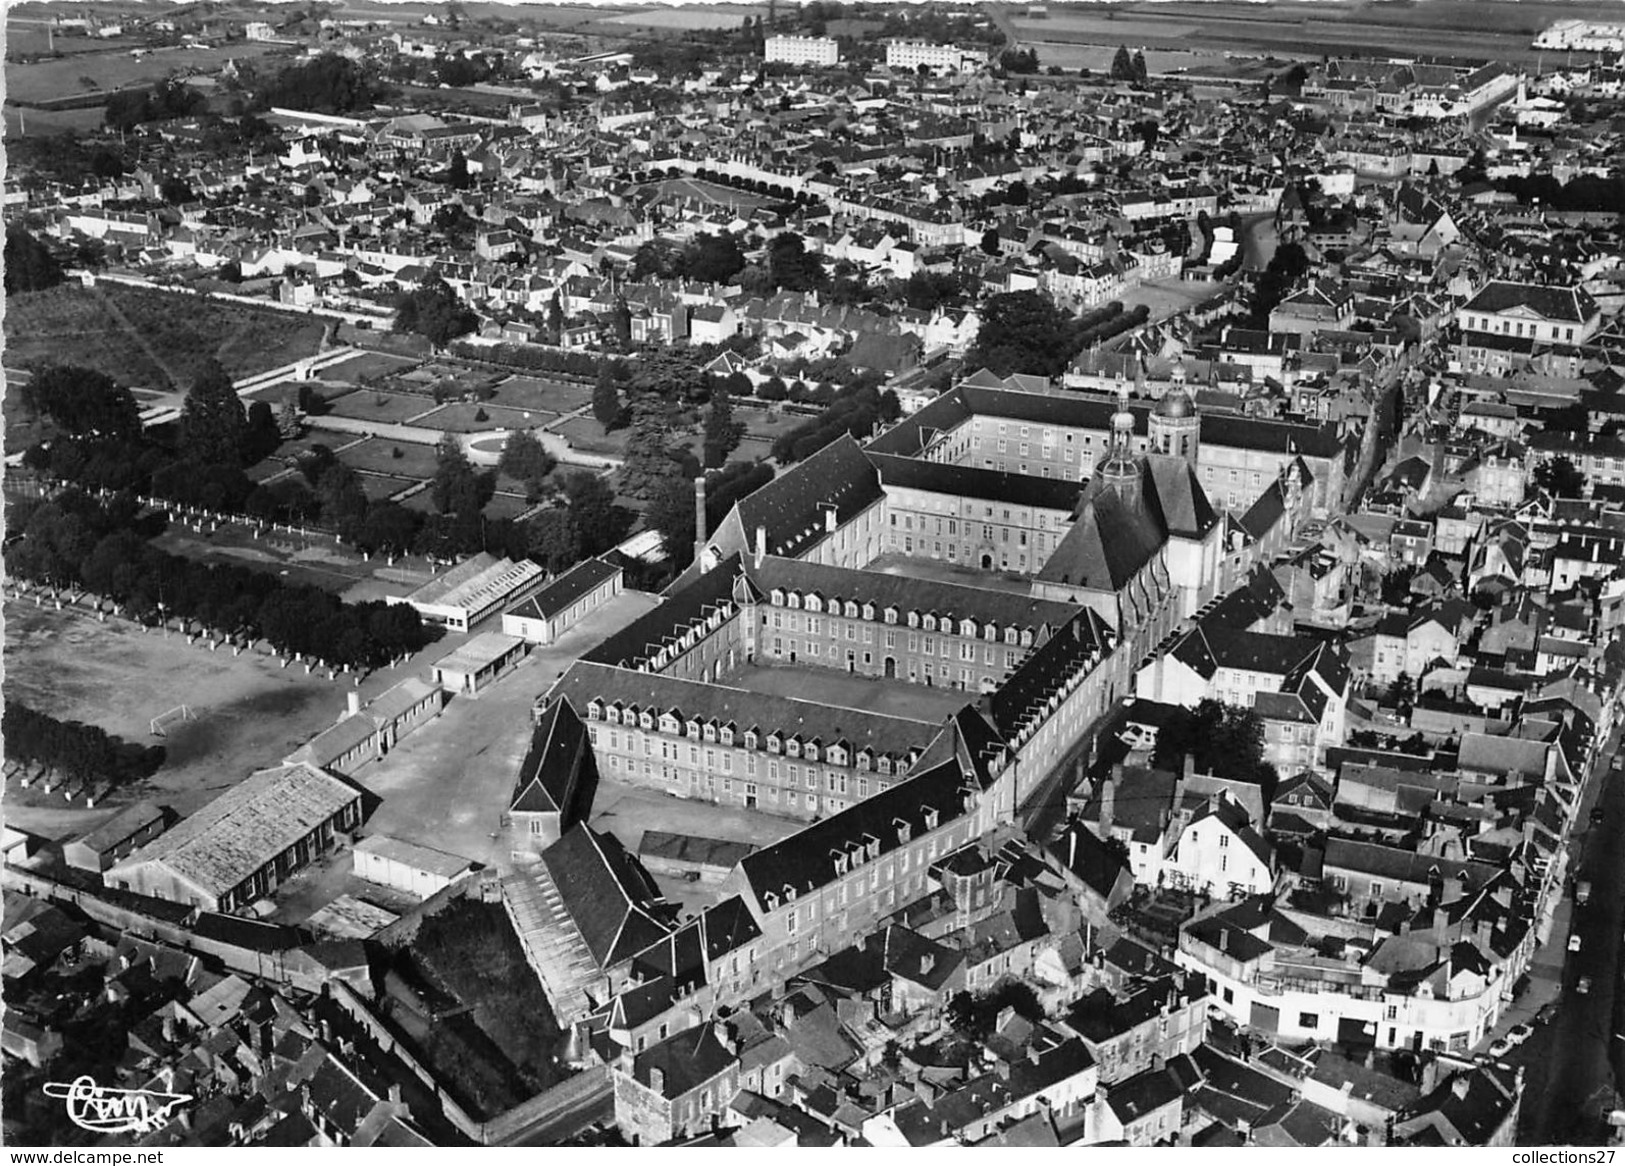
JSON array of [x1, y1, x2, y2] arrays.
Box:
[[497, 429, 556, 500], [704, 462, 775, 532], [1492, 172, 1625, 214], [104, 78, 206, 133], [20, 366, 141, 439], [1248, 241, 1311, 324], [450, 340, 618, 380], [394, 275, 479, 347], [771, 375, 899, 464], [4, 225, 65, 295], [7, 490, 433, 671], [967, 291, 1146, 379], [999, 48, 1039, 75], [1152, 698, 1280, 802], [2, 701, 165, 788], [703, 382, 744, 469], [255, 54, 386, 115], [630, 232, 747, 286], [1533, 455, 1586, 499]]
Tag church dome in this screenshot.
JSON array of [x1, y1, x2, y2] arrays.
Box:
[[1156, 388, 1194, 419]]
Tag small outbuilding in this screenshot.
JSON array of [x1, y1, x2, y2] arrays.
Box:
[[64, 801, 169, 872], [430, 631, 527, 696], [502, 557, 625, 645], [352, 835, 477, 900], [397, 553, 548, 633]]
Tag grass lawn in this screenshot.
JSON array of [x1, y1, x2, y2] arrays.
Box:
[[483, 493, 534, 522], [357, 473, 416, 502], [326, 390, 437, 426], [734, 435, 774, 463], [413, 402, 543, 434], [555, 415, 630, 456], [319, 350, 420, 383], [337, 438, 440, 479], [493, 375, 592, 414], [252, 380, 354, 408], [5, 40, 290, 105]]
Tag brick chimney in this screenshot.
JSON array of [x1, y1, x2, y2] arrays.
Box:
[[755, 524, 768, 567], [1101, 770, 1119, 833], [694, 476, 708, 562]]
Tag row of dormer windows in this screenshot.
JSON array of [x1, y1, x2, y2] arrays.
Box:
[[765, 589, 1035, 645], [583, 701, 914, 773]]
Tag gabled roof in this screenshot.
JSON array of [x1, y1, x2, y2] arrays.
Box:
[[731, 434, 885, 560], [509, 698, 595, 816], [540, 825, 670, 970]]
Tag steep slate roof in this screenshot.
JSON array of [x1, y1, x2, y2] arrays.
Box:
[[540, 826, 670, 970], [509, 698, 595, 816], [738, 757, 976, 903], [552, 662, 939, 759], [743, 555, 1078, 637], [1038, 485, 1164, 592], [630, 1022, 738, 1100], [1047, 820, 1129, 900], [1462, 280, 1599, 324], [733, 434, 884, 559], [109, 764, 359, 900], [585, 553, 740, 669], [868, 451, 1084, 511], [508, 556, 620, 621]]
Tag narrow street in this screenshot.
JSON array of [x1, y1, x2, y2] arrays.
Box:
[[1520, 733, 1624, 1144]]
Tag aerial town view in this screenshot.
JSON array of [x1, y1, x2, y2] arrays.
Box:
[[3, 0, 1624, 1150]]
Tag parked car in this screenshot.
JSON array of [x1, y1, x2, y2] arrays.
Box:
[[1570, 934, 1583, 952], [1487, 1035, 1515, 1058], [1579, 976, 1593, 994], [1592, 807, 1606, 824], [1506, 1023, 1534, 1047]]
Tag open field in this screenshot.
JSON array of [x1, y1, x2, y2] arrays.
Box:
[[327, 389, 438, 426], [5, 40, 290, 106], [1003, 0, 1617, 65], [0, 600, 416, 830], [3, 105, 105, 135], [722, 662, 971, 723], [328, 0, 618, 26], [3, 284, 326, 389]]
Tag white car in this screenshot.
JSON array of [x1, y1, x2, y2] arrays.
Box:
[[1569, 934, 1583, 953], [1487, 1036, 1515, 1059], [1506, 1024, 1534, 1047]]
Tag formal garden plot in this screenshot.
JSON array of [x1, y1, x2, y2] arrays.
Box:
[[326, 390, 438, 426], [318, 350, 419, 383], [336, 438, 441, 480], [413, 402, 544, 433], [494, 376, 594, 414]]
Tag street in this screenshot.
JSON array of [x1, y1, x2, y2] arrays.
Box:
[[1520, 730, 1624, 1145]]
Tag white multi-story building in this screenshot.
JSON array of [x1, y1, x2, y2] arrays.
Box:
[[1534, 19, 1625, 52], [885, 40, 988, 73], [764, 35, 839, 67]]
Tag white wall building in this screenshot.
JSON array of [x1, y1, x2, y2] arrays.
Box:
[[765, 35, 839, 67], [886, 40, 988, 73]]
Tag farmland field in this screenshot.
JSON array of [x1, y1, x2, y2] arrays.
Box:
[[5, 40, 290, 106], [597, 4, 766, 30], [1003, 0, 1621, 65], [3, 284, 326, 389]]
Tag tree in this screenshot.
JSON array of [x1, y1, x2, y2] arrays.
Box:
[[22, 366, 141, 438], [277, 396, 302, 440], [243, 400, 281, 464], [546, 290, 564, 344], [179, 360, 248, 465], [446, 149, 472, 190], [1388, 672, 1415, 713], [394, 275, 478, 347], [159, 176, 195, 205], [703, 383, 743, 469], [430, 432, 489, 518], [499, 428, 556, 500], [620, 399, 682, 500], [966, 290, 1076, 378], [766, 232, 824, 293], [1154, 699, 1279, 801], [999, 48, 1039, 74], [5, 225, 64, 295], [646, 472, 696, 570], [612, 295, 632, 350], [1132, 50, 1148, 84], [523, 508, 582, 572], [685, 232, 746, 285], [1110, 45, 1137, 82], [255, 54, 383, 115], [979, 227, 1001, 257], [1533, 455, 1585, 498], [562, 471, 631, 555], [593, 364, 624, 431]]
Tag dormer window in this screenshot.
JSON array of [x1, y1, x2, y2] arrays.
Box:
[[703, 724, 717, 741], [879, 757, 893, 775], [639, 712, 655, 730], [1005, 627, 1020, 645], [961, 619, 976, 638], [923, 807, 940, 831], [720, 728, 734, 746], [771, 589, 784, 606], [805, 743, 819, 763], [787, 738, 802, 758], [806, 594, 822, 613], [845, 602, 860, 619], [788, 593, 802, 609], [894, 817, 912, 844], [907, 611, 920, 629], [687, 719, 702, 738], [828, 747, 845, 766], [765, 891, 779, 910], [832, 851, 849, 876], [783, 885, 797, 902], [884, 607, 898, 625], [865, 836, 881, 860], [587, 701, 604, 720], [660, 714, 680, 734], [923, 614, 937, 632], [1021, 630, 1035, 647], [983, 623, 999, 642], [767, 734, 782, 754], [744, 730, 758, 750], [862, 604, 875, 621], [857, 751, 871, 771]]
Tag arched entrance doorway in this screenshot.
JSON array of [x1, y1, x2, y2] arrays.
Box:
[[884, 656, 896, 679]]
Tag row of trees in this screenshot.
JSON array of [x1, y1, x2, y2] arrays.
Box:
[[105, 78, 206, 133], [2, 702, 165, 788], [771, 376, 900, 465], [967, 291, 1150, 379], [7, 489, 434, 672], [451, 339, 618, 380]]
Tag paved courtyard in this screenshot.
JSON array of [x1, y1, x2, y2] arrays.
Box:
[[345, 589, 659, 872], [864, 551, 1037, 597], [721, 661, 973, 723]]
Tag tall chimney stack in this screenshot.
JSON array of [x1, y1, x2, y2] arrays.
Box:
[[755, 524, 768, 568], [347, 690, 362, 718], [694, 476, 708, 563]]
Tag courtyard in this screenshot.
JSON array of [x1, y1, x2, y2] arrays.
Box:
[[720, 660, 972, 723]]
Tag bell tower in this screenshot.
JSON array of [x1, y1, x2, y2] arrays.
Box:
[[1149, 358, 1200, 465]]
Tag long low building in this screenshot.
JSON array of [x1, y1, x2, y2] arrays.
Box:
[[105, 763, 364, 913], [502, 556, 625, 645], [396, 552, 548, 633]]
